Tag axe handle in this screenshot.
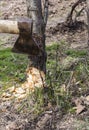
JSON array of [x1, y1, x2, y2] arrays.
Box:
[[0, 20, 19, 34]]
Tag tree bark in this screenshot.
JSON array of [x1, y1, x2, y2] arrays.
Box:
[[86, 0, 89, 45], [27, 0, 46, 72], [22, 0, 47, 90]]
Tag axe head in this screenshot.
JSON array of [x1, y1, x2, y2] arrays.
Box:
[[12, 36, 40, 55], [12, 18, 40, 55]]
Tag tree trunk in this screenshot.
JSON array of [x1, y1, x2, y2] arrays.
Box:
[[86, 0, 89, 46], [22, 0, 47, 91], [66, 0, 85, 26], [27, 0, 46, 72]]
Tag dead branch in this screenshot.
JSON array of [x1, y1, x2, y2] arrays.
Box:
[[43, 0, 49, 29], [66, 0, 86, 26], [86, 0, 89, 46], [74, 7, 85, 22]]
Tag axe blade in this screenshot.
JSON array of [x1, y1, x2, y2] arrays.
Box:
[[12, 18, 40, 55], [12, 36, 40, 55]]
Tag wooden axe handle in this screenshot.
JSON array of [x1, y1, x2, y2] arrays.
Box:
[[0, 18, 33, 34]]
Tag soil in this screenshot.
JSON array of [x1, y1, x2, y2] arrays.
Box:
[[0, 0, 89, 130]]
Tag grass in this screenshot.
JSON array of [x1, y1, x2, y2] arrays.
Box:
[[46, 42, 89, 113], [0, 48, 28, 87], [65, 49, 87, 58], [0, 42, 89, 114]]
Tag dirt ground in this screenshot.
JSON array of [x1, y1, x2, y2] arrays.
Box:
[[0, 0, 88, 48], [0, 0, 89, 130]]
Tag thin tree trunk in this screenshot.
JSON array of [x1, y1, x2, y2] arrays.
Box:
[[22, 0, 47, 91], [66, 0, 85, 25], [27, 0, 46, 72], [86, 0, 89, 46]]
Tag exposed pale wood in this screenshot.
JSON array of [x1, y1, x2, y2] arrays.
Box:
[[0, 20, 19, 34]]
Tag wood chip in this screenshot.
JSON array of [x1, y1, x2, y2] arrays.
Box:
[[9, 86, 15, 93], [2, 93, 11, 98], [17, 94, 27, 100], [15, 87, 25, 94]]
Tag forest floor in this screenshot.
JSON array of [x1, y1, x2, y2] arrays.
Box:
[[0, 0, 89, 130]]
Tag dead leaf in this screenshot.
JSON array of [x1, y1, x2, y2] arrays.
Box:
[[73, 98, 82, 106], [73, 98, 86, 114], [85, 95, 89, 101], [76, 104, 85, 115]]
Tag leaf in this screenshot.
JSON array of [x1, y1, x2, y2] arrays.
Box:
[[73, 98, 86, 114], [75, 104, 85, 115], [85, 95, 89, 101]]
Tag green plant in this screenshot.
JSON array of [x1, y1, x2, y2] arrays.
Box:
[[1, 42, 89, 115]]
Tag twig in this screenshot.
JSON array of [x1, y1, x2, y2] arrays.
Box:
[[66, 71, 74, 95], [85, 0, 89, 46], [43, 0, 49, 29], [66, 0, 86, 25], [74, 7, 85, 22]]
